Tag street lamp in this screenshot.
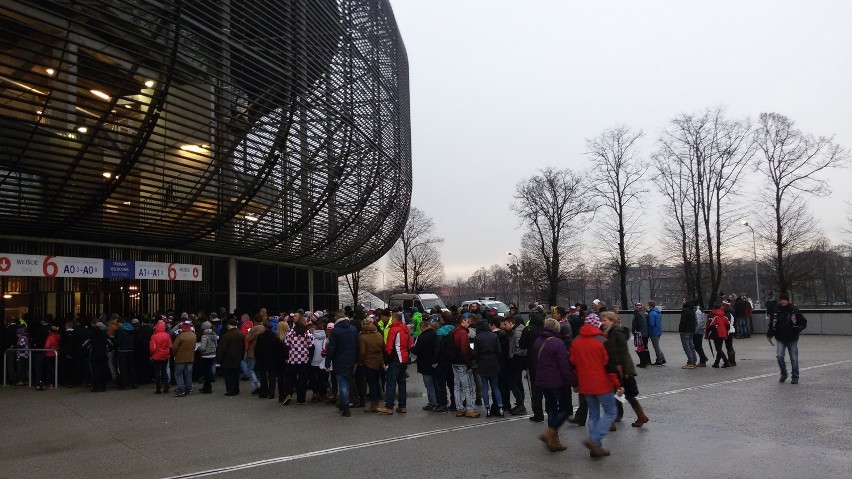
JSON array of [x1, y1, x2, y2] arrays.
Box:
[[372, 267, 386, 307], [507, 252, 520, 307], [741, 220, 760, 308]]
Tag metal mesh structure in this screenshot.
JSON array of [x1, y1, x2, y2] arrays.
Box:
[[0, 0, 411, 273]]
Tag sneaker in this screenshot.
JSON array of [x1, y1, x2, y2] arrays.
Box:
[[791, 378, 798, 384], [497, 407, 505, 417], [465, 411, 481, 418], [509, 405, 527, 416], [780, 376, 787, 383], [682, 363, 696, 369], [697, 362, 707, 367], [433, 406, 449, 413], [282, 395, 292, 405], [529, 415, 545, 422], [456, 410, 465, 417], [486, 409, 492, 418]]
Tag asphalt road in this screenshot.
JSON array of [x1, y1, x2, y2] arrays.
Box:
[[2, 334, 851, 479]]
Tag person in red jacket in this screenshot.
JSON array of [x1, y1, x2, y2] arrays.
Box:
[[42, 326, 61, 389], [570, 313, 623, 459], [376, 312, 410, 415], [149, 320, 173, 394], [707, 305, 731, 368]]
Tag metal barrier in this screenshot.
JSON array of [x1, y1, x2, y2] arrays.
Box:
[[2, 348, 59, 388]]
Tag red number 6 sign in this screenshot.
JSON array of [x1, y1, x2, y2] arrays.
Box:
[[43, 256, 58, 278], [168, 263, 177, 280]]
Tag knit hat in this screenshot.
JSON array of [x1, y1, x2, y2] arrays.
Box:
[[584, 313, 602, 329], [180, 321, 192, 330], [180, 312, 189, 319], [201, 321, 212, 330], [326, 322, 335, 330]]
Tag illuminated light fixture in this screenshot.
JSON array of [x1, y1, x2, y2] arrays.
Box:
[[0, 75, 49, 95], [244, 214, 259, 222], [90, 89, 111, 100], [102, 172, 112, 178], [2, 294, 11, 299], [124, 104, 132, 109], [67, 133, 77, 139], [75, 106, 99, 118], [123, 201, 131, 205], [36, 110, 43, 115], [45, 67, 56, 76], [144, 80, 155, 88], [179, 144, 207, 153], [77, 126, 88, 133]]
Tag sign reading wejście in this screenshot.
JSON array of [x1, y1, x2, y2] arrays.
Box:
[[0, 254, 202, 281]]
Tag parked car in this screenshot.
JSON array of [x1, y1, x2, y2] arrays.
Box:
[[461, 298, 510, 316]]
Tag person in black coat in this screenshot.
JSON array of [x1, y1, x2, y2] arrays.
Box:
[[325, 313, 359, 417], [474, 320, 503, 417], [88, 323, 109, 392], [411, 320, 437, 410], [519, 308, 546, 422], [254, 321, 281, 399]]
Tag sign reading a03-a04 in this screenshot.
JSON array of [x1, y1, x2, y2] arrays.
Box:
[[0, 254, 202, 281]]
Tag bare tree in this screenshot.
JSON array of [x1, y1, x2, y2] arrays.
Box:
[[341, 266, 378, 308], [754, 112, 848, 297], [513, 168, 592, 306], [587, 126, 646, 309], [387, 207, 445, 292]]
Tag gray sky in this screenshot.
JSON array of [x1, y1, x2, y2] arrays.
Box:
[[387, 0, 852, 280]]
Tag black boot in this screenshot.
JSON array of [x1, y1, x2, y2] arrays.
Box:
[[728, 351, 737, 366]]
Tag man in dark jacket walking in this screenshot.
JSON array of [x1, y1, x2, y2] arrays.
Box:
[[767, 294, 807, 384], [473, 319, 503, 417], [217, 319, 245, 396], [519, 306, 545, 422], [678, 297, 698, 369], [411, 320, 438, 411]]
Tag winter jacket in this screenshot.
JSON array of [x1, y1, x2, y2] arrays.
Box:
[[385, 321, 411, 364], [171, 330, 196, 363], [648, 307, 662, 336], [216, 327, 245, 368], [632, 310, 648, 337], [568, 314, 583, 340], [411, 328, 436, 375], [768, 304, 807, 342], [114, 323, 135, 352], [434, 323, 455, 365], [245, 324, 265, 359], [285, 326, 314, 365], [199, 329, 218, 358], [326, 319, 358, 375], [411, 311, 423, 339], [519, 315, 544, 369], [606, 326, 636, 378], [44, 331, 61, 358], [87, 328, 108, 361], [569, 324, 621, 395], [253, 329, 281, 372], [377, 318, 392, 343], [532, 329, 576, 389], [695, 307, 706, 335], [495, 328, 510, 373], [708, 310, 730, 339], [473, 322, 501, 377], [450, 324, 471, 366], [149, 322, 172, 361], [310, 329, 328, 368], [678, 303, 696, 333], [359, 323, 385, 370]]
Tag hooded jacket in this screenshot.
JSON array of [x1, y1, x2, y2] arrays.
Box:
[[678, 303, 696, 333], [171, 329, 196, 363], [411, 311, 424, 339], [606, 325, 636, 378], [648, 307, 663, 336], [385, 321, 411, 364], [708, 309, 730, 339], [632, 310, 649, 337], [326, 319, 358, 375], [411, 327, 436, 375], [149, 321, 172, 361], [310, 329, 328, 368], [245, 323, 265, 359], [532, 329, 576, 389], [115, 323, 135, 352], [359, 322, 385, 370], [473, 321, 502, 377], [451, 323, 471, 366], [569, 324, 621, 395], [199, 328, 218, 358]]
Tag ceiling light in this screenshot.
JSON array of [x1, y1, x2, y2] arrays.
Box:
[[123, 201, 131, 205], [144, 80, 155, 88], [45, 68, 56, 76], [180, 144, 207, 153], [244, 214, 258, 222], [124, 104, 132, 109], [36, 110, 43, 115], [3, 294, 11, 299], [102, 172, 112, 178], [90, 89, 111, 100], [77, 126, 88, 133]]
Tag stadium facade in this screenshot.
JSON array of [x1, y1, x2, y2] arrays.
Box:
[[0, 0, 411, 321]]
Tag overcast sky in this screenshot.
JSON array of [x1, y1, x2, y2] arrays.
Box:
[[385, 0, 852, 280]]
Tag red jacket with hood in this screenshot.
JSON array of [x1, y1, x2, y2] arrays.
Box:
[[149, 321, 173, 361], [569, 324, 621, 395], [384, 321, 410, 364]]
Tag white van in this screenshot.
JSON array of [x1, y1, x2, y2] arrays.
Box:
[[388, 292, 447, 313]]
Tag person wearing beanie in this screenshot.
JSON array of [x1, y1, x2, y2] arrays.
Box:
[[199, 321, 218, 394], [170, 322, 196, 397], [149, 320, 172, 394], [767, 294, 807, 384], [570, 312, 623, 458]]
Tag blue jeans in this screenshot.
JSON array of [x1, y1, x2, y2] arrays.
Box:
[[650, 335, 665, 362], [175, 363, 193, 393], [776, 340, 799, 379], [422, 373, 438, 407], [453, 364, 475, 411], [680, 333, 696, 364], [736, 317, 749, 337], [337, 374, 351, 407], [385, 362, 407, 408], [245, 358, 260, 390], [480, 374, 502, 409], [585, 392, 617, 447]]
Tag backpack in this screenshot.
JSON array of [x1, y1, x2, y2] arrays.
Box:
[[438, 333, 459, 364]]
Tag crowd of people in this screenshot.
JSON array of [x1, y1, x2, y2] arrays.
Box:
[[2, 293, 807, 459]]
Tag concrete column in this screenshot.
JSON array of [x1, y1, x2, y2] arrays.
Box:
[[307, 267, 314, 312], [228, 257, 237, 313]]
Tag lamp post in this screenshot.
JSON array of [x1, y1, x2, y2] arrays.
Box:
[[741, 220, 760, 308], [372, 267, 386, 307], [507, 252, 520, 307]]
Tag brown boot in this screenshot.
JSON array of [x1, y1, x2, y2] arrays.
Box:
[[583, 439, 610, 458], [548, 428, 567, 452], [610, 421, 617, 431], [631, 402, 650, 427]]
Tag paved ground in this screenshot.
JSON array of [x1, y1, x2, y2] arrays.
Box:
[[2, 334, 851, 479]]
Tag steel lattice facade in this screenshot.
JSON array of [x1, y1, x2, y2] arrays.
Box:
[[0, 0, 411, 272]]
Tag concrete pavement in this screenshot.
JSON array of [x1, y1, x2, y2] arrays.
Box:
[[2, 334, 851, 479]]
